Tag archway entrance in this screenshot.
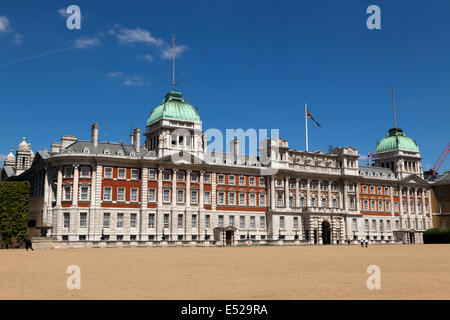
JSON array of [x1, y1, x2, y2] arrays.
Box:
[[321, 221, 331, 245], [409, 232, 415, 244], [225, 231, 233, 246]]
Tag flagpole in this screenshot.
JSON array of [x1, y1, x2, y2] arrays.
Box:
[[305, 102, 309, 152]]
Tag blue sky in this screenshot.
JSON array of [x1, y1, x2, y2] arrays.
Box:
[[0, 0, 449, 171]]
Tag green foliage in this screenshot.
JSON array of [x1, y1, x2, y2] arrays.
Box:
[[0, 182, 30, 248], [423, 228, 450, 244]]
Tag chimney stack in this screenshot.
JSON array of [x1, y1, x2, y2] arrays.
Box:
[[132, 128, 141, 153], [91, 123, 99, 147], [230, 138, 239, 155]]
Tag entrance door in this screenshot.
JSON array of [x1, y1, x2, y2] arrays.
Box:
[[409, 232, 415, 244], [321, 221, 331, 245], [225, 231, 233, 246]]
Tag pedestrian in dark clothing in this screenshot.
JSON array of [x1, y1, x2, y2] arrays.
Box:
[[25, 239, 34, 251], [360, 239, 364, 247], [365, 239, 368, 248]]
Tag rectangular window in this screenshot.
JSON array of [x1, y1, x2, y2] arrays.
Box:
[[372, 220, 376, 231], [249, 193, 256, 206], [250, 216, 255, 229], [217, 192, 225, 204], [149, 169, 156, 180], [239, 176, 245, 185], [204, 174, 211, 184], [117, 235, 123, 241], [364, 219, 369, 231], [148, 188, 156, 202], [80, 186, 89, 201], [103, 213, 110, 228], [259, 178, 265, 187], [192, 215, 197, 229], [79, 212, 87, 228], [177, 172, 184, 182], [218, 175, 225, 184], [191, 172, 198, 182], [163, 214, 169, 228], [370, 200, 376, 211], [385, 200, 390, 211], [117, 213, 123, 228], [218, 215, 224, 228], [117, 188, 125, 202], [259, 194, 266, 206], [163, 171, 171, 181], [280, 216, 285, 229], [118, 168, 126, 179], [178, 214, 183, 228], [81, 167, 90, 177], [239, 193, 246, 205], [249, 177, 255, 186], [191, 190, 198, 204], [163, 189, 171, 202], [64, 186, 71, 201], [378, 200, 383, 211], [349, 197, 355, 209], [148, 214, 155, 228], [352, 218, 357, 231], [79, 235, 86, 241], [260, 216, 265, 229], [131, 169, 139, 180], [104, 167, 112, 179], [64, 167, 74, 178], [395, 220, 400, 230], [395, 202, 399, 212], [379, 220, 384, 232], [293, 217, 298, 230], [205, 215, 210, 229], [130, 188, 138, 202], [240, 216, 245, 229], [228, 175, 235, 185], [63, 212, 70, 228], [130, 213, 137, 228], [204, 191, 211, 204], [177, 189, 184, 203], [228, 215, 235, 227], [103, 187, 112, 201], [387, 220, 391, 231], [228, 192, 236, 205]]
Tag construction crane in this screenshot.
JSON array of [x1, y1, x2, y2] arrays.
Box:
[[432, 142, 450, 174]]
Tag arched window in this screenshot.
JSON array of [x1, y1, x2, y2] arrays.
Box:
[[321, 194, 327, 208], [331, 197, 337, 208], [310, 195, 316, 207], [300, 193, 306, 207]]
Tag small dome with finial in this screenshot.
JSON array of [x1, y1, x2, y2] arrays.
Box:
[[4, 149, 16, 166], [17, 137, 31, 152]]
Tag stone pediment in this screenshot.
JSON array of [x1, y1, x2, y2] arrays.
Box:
[[399, 174, 429, 187]]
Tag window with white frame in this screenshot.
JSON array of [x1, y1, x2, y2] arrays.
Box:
[[372, 220, 376, 231], [80, 186, 89, 201], [64, 186, 71, 201], [379, 220, 384, 232], [239, 193, 246, 205], [250, 216, 255, 229], [178, 214, 183, 228], [148, 188, 156, 202], [204, 174, 211, 184], [410, 202, 415, 213], [118, 168, 126, 179], [163, 189, 171, 202], [204, 191, 211, 204], [191, 190, 198, 204], [239, 216, 245, 229], [321, 195, 327, 208], [371, 200, 376, 211], [239, 176, 245, 185], [192, 215, 197, 228], [349, 196, 355, 209], [385, 200, 390, 211], [229, 215, 235, 227], [130, 188, 138, 202], [228, 192, 236, 205], [310, 195, 316, 207], [386, 220, 391, 231], [191, 172, 198, 182], [218, 215, 224, 228], [228, 175, 235, 185], [117, 213, 124, 228], [259, 194, 266, 206], [205, 215, 210, 229], [249, 193, 256, 206], [217, 192, 225, 204], [117, 188, 125, 202], [418, 202, 422, 213], [81, 167, 90, 177], [131, 169, 139, 180], [130, 213, 137, 228], [148, 214, 155, 228], [177, 172, 184, 182], [276, 178, 282, 187], [104, 167, 112, 179], [163, 171, 171, 181], [378, 200, 383, 211], [277, 192, 283, 207], [260, 216, 265, 229], [332, 197, 337, 208], [370, 186, 375, 194], [64, 167, 74, 178], [259, 178, 265, 187], [149, 169, 156, 180], [249, 177, 255, 186], [364, 219, 369, 231], [218, 175, 225, 184], [289, 195, 294, 207], [395, 202, 399, 212], [64, 212, 70, 228], [177, 189, 184, 203], [280, 216, 285, 229], [103, 213, 110, 228], [395, 220, 400, 230], [163, 214, 169, 228], [300, 194, 306, 207], [80, 212, 87, 228], [363, 199, 369, 211], [352, 218, 357, 231], [377, 187, 382, 195], [293, 217, 298, 230]]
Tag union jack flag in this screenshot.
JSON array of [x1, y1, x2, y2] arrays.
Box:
[[306, 108, 321, 127]]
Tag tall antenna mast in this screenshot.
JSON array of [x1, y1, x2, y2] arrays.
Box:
[[392, 84, 397, 128], [172, 34, 176, 91]]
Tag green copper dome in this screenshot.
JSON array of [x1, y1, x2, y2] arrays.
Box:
[[375, 128, 419, 153], [147, 91, 200, 125]]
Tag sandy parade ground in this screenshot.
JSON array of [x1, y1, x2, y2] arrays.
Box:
[[0, 244, 449, 300]]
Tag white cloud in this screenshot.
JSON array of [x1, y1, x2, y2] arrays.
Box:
[[138, 54, 154, 63], [123, 75, 146, 86], [73, 36, 101, 49], [160, 45, 189, 59], [0, 16, 11, 35], [107, 71, 123, 78], [58, 8, 67, 18], [114, 27, 164, 47]]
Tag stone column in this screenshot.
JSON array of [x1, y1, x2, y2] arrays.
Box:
[[355, 182, 360, 211], [343, 181, 348, 211], [72, 165, 79, 206], [270, 177, 276, 210], [211, 173, 216, 211], [43, 167, 49, 226], [140, 167, 148, 240], [89, 165, 96, 241], [295, 178, 300, 208], [328, 181, 332, 208], [172, 169, 177, 207], [56, 166, 62, 206], [158, 168, 163, 206], [199, 171, 204, 208], [317, 180, 322, 207], [186, 170, 191, 207], [285, 176, 290, 208], [306, 178, 311, 207]]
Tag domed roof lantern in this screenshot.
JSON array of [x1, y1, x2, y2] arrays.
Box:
[[375, 128, 419, 153], [147, 91, 200, 125], [4, 148, 16, 166], [17, 137, 31, 152]]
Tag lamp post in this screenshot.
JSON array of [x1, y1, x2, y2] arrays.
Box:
[[246, 229, 250, 240], [101, 228, 105, 241]]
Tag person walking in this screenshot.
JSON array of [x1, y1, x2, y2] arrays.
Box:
[[25, 238, 34, 251], [364, 239, 368, 248], [360, 239, 364, 247]]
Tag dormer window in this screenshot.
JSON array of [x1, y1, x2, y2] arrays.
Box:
[[104, 149, 110, 155], [130, 153, 135, 157], [117, 151, 124, 156], [83, 148, 90, 154]]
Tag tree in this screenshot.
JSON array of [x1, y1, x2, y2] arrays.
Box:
[[0, 182, 30, 248]]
